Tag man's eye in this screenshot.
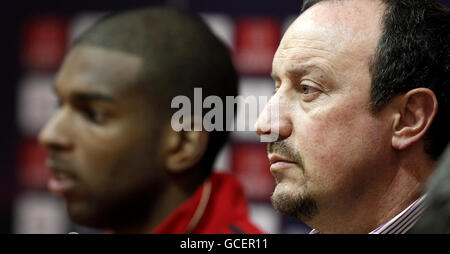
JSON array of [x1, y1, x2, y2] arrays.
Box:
[[300, 85, 312, 94], [298, 84, 319, 95], [82, 108, 108, 123]]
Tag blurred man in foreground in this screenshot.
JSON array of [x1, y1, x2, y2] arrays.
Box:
[[255, 0, 449, 233], [410, 144, 450, 234], [39, 7, 263, 234]]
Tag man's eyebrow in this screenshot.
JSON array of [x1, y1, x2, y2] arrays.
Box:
[[288, 66, 334, 81], [70, 91, 117, 104], [287, 68, 309, 77], [271, 66, 324, 79], [270, 68, 309, 83], [51, 81, 117, 104], [271, 65, 332, 86]]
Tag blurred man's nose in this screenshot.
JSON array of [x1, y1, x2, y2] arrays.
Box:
[[38, 109, 73, 151], [254, 89, 292, 142]]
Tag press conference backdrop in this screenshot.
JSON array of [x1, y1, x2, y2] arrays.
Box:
[[2, 0, 449, 234]]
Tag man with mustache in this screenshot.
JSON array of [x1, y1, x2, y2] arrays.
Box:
[[255, 0, 450, 233], [38, 7, 263, 234]]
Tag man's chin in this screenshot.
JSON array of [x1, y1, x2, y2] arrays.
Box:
[[270, 185, 318, 221], [270, 186, 300, 217], [65, 200, 106, 228], [65, 192, 155, 231]]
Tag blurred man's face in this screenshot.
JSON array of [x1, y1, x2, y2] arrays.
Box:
[[39, 45, 167, 228], [256, 0, 393, 223]]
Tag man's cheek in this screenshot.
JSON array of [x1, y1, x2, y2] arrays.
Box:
[[300, 120, 352, 171]]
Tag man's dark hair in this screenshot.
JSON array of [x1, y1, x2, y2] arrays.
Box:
[[73, 7, 238, 175], [301, 0, 450, 160]]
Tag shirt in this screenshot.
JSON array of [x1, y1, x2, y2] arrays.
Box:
[[151, 172, 265, 234], [370, 195, 427, 234], [309, 195, 427, 234]]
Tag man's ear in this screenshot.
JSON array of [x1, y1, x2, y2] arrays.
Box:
[[392, 88, 438, 151], [163, 116, 209, 173]]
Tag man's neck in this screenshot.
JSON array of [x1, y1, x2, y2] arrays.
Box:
[[308, 155, 433, 233], [113, 182, 197, 234]]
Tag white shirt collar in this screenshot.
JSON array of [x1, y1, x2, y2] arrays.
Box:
[[309, 195, 428, 234]]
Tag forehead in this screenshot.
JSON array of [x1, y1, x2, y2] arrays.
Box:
[[274, 0, 384, 74], [55, 45, 143, 94]]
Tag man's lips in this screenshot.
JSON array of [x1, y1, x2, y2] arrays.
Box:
[[48, 177, 77, 196], [268, 154, 298, 172], [46, 159, 79, 196]]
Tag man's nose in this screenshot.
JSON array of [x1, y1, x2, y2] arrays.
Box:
[[254, 90, 292, 142], [38, 109, 73, 151]]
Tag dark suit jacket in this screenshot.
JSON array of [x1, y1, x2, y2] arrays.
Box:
[[409, 143, 450, 233]]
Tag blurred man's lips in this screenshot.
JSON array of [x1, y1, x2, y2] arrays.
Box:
[[48, 176, 77, 196], [268, 154, 297, 172], [46, 160, 79, 196]]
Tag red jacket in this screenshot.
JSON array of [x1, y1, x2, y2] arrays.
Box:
[[151, 172, 265, 234]]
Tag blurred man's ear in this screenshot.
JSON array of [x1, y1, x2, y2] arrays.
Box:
[[391, 88, 438, 151], [163, 116, 209, 173]]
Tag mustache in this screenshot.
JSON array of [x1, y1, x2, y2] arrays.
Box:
[[267, 140, 303, 166], [47, 155, 77, 175]]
